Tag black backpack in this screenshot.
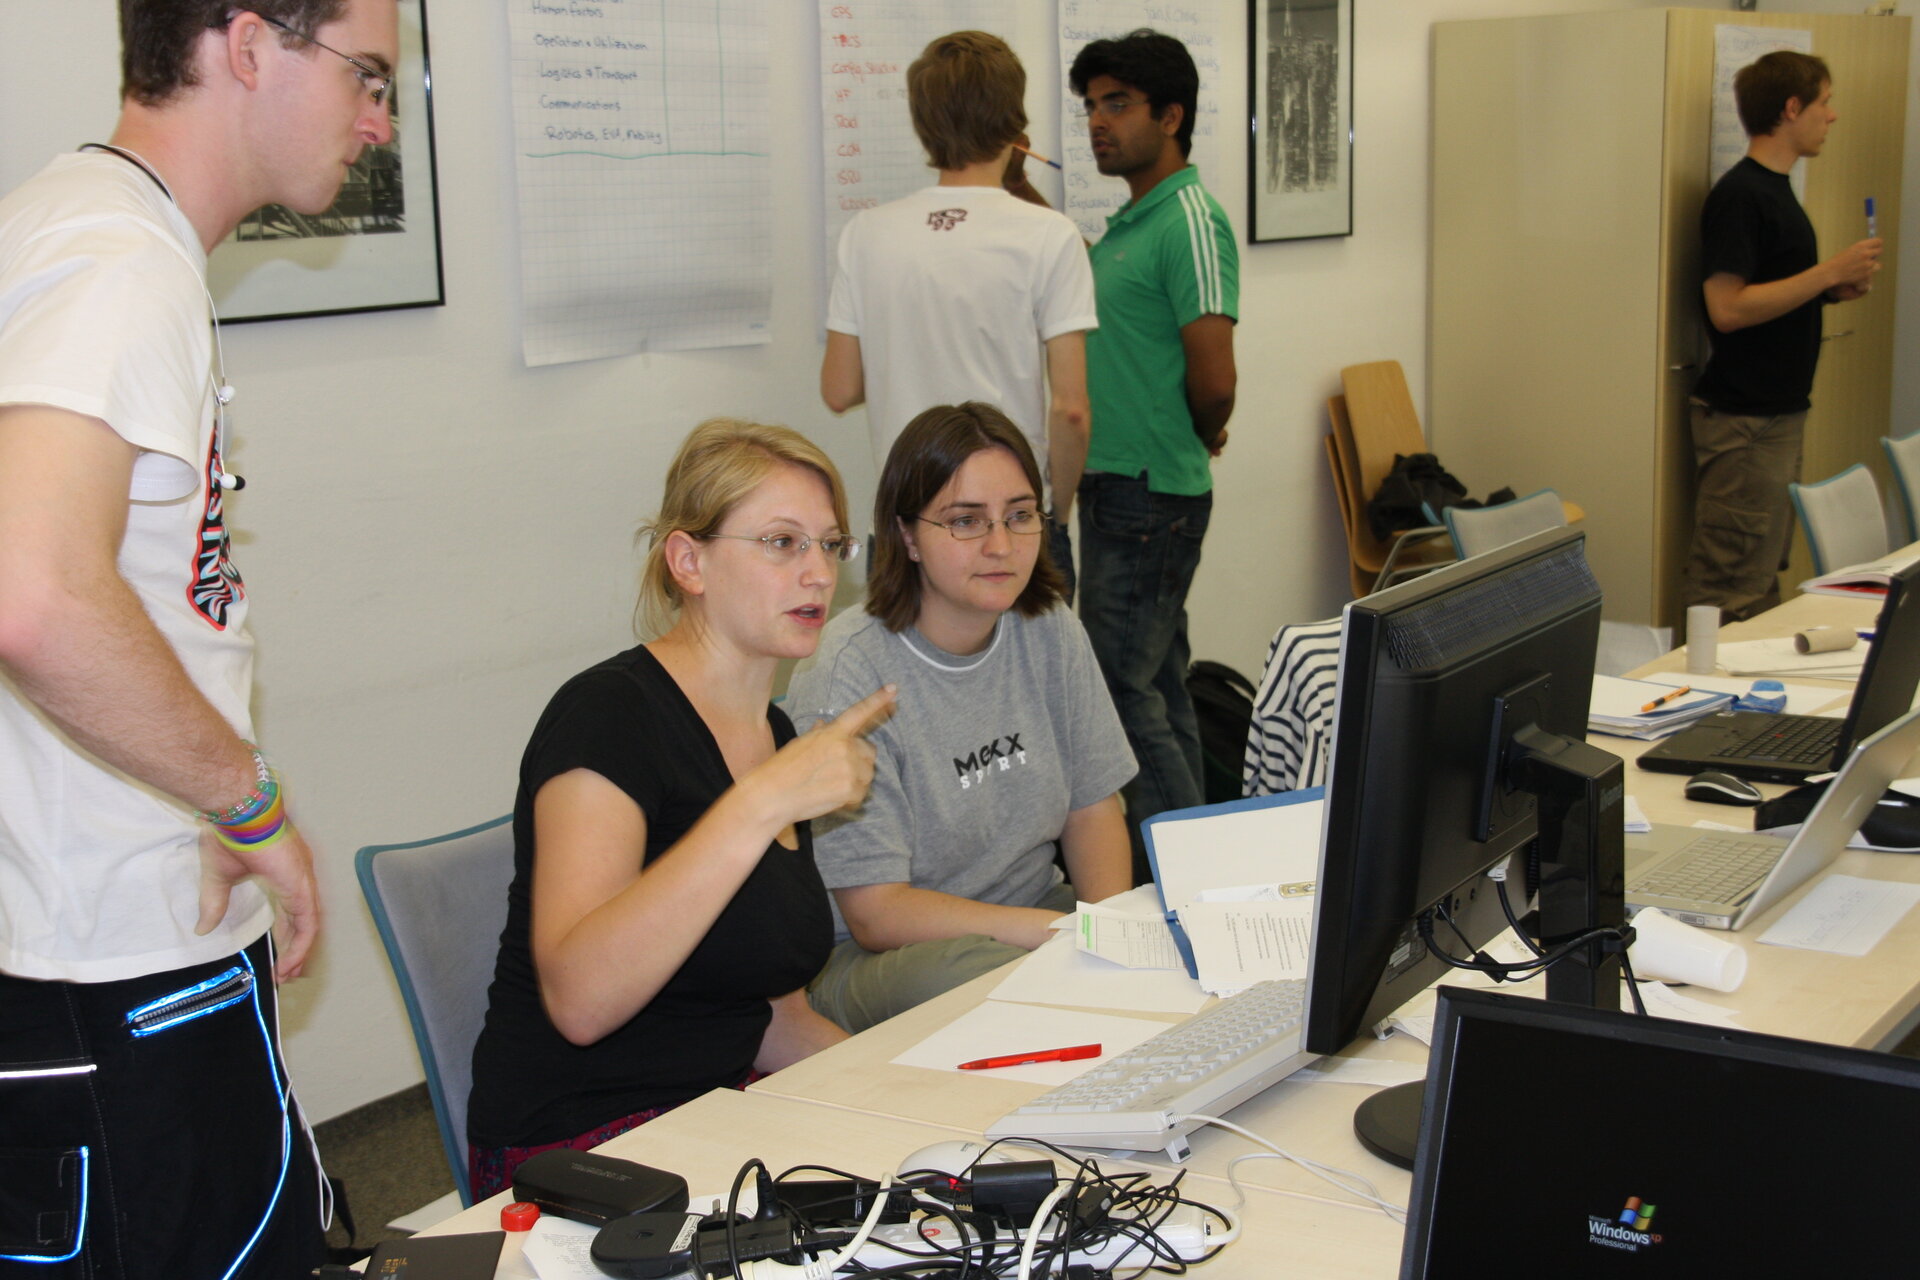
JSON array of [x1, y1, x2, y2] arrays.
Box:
[[1186, 660, 1257, 804]]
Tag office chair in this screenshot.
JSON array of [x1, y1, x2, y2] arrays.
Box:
[[1883, 429, 1920, 545], [1439, 487, 1567, 560], [1790, 463, 1889, 576], [356, 815, 514, 1207]]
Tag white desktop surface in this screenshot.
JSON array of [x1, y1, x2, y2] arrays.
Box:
[[422, 591, 1918, 1277], [419, 1089, 1404, 1277]]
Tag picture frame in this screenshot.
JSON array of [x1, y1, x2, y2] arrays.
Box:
[[208, 0, 445, 322], [1248, 0, 1354, 243]]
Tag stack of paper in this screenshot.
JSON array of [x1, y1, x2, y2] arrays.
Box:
[[1587, 675, 1734, 740], [1797, 540, 1920, 599]]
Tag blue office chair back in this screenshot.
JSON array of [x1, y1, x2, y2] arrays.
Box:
[[356, 815, 514, 1207], [1789, 463, 1889, 576], [1440, 488, 1566, 560], [1883, 430, 1920, 544]]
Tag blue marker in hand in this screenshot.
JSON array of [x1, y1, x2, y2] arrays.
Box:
[[1866, 196, 1877, 238]]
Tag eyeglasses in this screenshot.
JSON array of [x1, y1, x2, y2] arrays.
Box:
[[916, 509, 1044, 540], [1079, 94, 1143, 120], [699, 531, 861, 563], [252, 12, 393, 106]]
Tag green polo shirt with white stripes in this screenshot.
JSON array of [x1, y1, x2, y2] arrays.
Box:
[[1085, 166, 1239, 497]]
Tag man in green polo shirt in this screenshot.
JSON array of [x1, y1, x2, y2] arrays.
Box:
[[1069, 29, 1238, 877]]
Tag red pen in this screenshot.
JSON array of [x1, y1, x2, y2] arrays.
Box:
[[956, 1043, 1101, 1071]]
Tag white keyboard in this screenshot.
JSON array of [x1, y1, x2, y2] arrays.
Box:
[[985, 979, 1315, 1161]]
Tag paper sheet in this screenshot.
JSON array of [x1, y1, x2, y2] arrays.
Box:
[[506, 1, 772, 365], [1074, 905, 1185, 970], [1179, 899, 1315, 994], [890, 1000, 1168, 1084], [1635, 981, 1742, 1028], [1291, 1058, 1428, 1089], [1716, 637, 1865, 679], [1757, 875, 1920, 956], [818, 1, 1015, 277], [522, 1214, 602, 1280], [1711, 26, 1813, 197], [1624, 794, 1651, 833], [991, 931, 1209, 1014], [1642, 673, 1848, 718]]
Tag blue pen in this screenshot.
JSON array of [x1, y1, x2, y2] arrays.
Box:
[[1858, 628, 1877, 642], [1867, 196, 1877, 238]]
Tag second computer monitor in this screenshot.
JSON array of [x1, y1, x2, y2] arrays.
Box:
[[1304, 527, 1622, 1059]]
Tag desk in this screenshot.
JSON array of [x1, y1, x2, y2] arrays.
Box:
[[421, 1090, 1404, 1277], [426, 590, 1917, 1277]]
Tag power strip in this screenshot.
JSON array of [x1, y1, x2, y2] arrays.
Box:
[[848, 1202, 1219, 1270]]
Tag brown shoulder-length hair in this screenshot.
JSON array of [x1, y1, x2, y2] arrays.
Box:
[[866, 402, 1066, 632]]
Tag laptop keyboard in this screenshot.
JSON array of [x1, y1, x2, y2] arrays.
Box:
[[1631, 834, 1779, 903], [1710, 715, 1839, 766]]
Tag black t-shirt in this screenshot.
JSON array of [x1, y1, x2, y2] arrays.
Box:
[[1693, 157, 1823, 416], [466, 646, 831, 1148]]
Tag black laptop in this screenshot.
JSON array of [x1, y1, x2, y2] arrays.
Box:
[[1637, 559, 1920, 784], [1401, 988, 1920, 1278]]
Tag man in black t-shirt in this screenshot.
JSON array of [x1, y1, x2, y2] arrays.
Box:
[[1685, 50, 1882, 620]]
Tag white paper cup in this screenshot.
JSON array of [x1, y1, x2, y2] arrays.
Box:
[[1685, 605, 1719, 676], [1628, 906, 1747, 992]]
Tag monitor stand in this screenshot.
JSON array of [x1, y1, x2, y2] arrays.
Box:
[[1354, 725, 1626, 1170]]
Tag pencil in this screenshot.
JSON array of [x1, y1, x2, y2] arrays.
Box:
[[1640, 686, 1691, 714], [1013, 142, 1062, 170]]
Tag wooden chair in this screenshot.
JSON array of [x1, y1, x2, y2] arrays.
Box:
[[1329, 360, 1583, 596], [1326, 362, 1454, 596]]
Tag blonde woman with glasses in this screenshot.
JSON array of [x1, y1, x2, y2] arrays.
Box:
[[466, 419, 894, 1198]]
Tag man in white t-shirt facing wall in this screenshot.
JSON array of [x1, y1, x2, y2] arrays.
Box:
[[0, 2, 396, 1274], [822, 30, 1096, 594]]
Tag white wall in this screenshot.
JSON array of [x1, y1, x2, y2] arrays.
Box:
[[0, 0, 1768, 1123]]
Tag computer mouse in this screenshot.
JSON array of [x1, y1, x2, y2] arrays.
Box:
[[1684, 770, 1764, 806]]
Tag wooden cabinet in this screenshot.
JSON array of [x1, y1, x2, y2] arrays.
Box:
[[1430, 8, 1907, 626]]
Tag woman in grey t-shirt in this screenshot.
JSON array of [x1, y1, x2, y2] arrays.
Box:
[[791, 403, 1136, 1034]]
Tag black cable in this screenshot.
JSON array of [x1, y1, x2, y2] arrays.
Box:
[[1618, 948, 1649, 1017], [1420, 907, 1629, 982], [1495, 876, 1546, 958], [725, 1157, 769, 1279]]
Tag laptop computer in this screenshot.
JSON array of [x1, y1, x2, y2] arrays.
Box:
[[1637, 558, 1920, 784], [1624, 704, 1920, 929], [1401, 987, 1920, 1278]]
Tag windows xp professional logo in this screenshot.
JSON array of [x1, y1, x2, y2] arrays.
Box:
[[1587, 1196, 1664, 1253]]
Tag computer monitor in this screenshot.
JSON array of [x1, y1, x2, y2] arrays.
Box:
[[1303, 527, 1626, 1164], [1403, 986, 1920, 1277]]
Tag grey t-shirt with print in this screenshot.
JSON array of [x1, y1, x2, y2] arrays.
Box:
[[785, 604, 1136, 944]]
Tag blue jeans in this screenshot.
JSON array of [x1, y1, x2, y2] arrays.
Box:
[[1076, 472, 1211, 877], [1047, 518, 1076, 606]]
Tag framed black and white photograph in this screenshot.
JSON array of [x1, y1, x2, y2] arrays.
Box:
[[208, 0, 444, 322], [1248, 0, 1353, 243]]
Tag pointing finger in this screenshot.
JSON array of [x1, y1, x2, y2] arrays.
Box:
[[830, 684, 898, 738]]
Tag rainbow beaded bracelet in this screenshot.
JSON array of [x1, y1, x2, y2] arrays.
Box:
[[198, 745, 276, 826]]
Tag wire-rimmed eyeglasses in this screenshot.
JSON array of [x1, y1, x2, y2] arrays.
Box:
[[698, 531, 862, 563], [915, 509, 1044, 540], [249, 11, 393, 106]]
